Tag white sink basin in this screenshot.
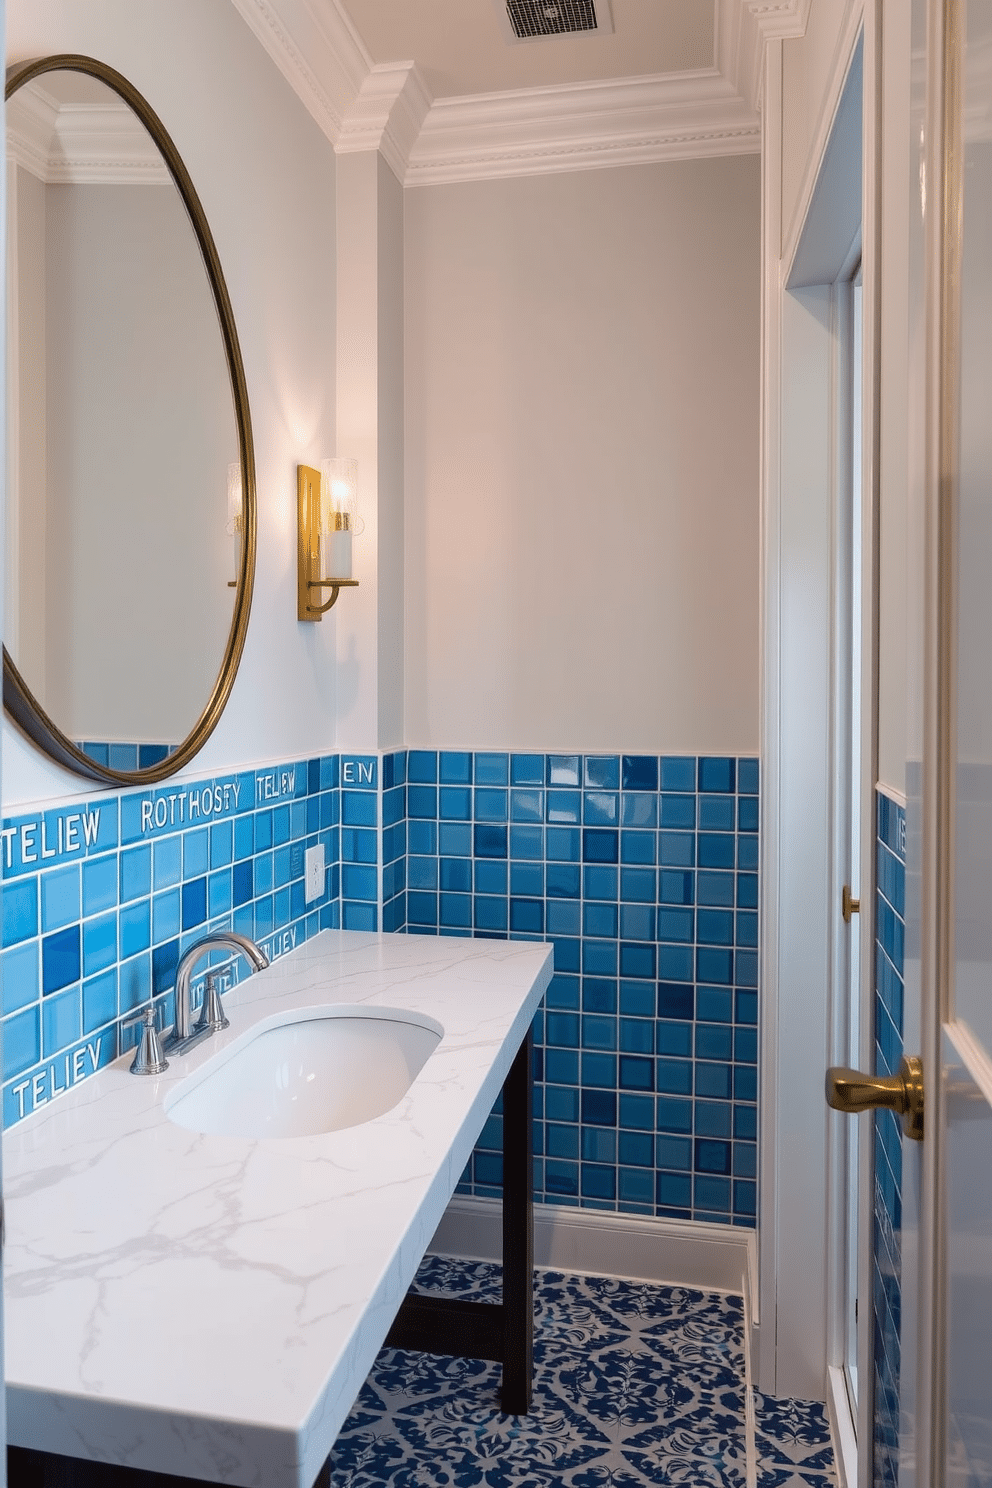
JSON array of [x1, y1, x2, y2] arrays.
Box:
[[164, 1005, 443, 1139]]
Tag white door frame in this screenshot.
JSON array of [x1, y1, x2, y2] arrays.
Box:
[[758, 8, 880, 1455]]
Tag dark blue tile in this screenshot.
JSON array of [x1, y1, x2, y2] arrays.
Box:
[[622, 756, 658, 792], [408, 786, 438, 819], [583, 829, 618, 864], [407, 751, 438, 784], [699, 757, 736, 793], [738, 758, 759, 794], [181, 878, 207, 931], [474, 825, 507, 859], [439, 893, 472, 929], [696, 1139, 732, 1175], [619, 943, 656, 980], [656, 1096, 693, 1133], [474, 897, 508, 933], [42, 926, 80, 994]]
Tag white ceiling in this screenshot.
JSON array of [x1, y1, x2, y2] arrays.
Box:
[[340, 0, 716, 99], [231, 0, 812, 185]]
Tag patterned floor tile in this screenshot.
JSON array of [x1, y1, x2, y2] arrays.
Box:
[[330, 1258, 749, 1487], [755, 1390, 836, 1487]]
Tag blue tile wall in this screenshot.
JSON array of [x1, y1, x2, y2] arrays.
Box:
[[1, 757, 342, 1127], [873, 788, 906, 1488], [384, 749, 759, 1228], [0, 747, 760, 1234]]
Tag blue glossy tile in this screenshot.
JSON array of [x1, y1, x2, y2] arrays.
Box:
[[547, 755, 581, 787], [83, 855, 118, 916], [120, 901, 151, 959], [3, 942, 39, 1014], [407, 750, 438, 784], [438, 822, 470, 857], [584, 793, 618, 826], [120, 846, 151, 904], [43, 988, 81, 1057], [474, 753, 508, 787], [439, 751, 472, 784], [698, 796, 735, 832], [474, 789, 508, 823], [474, 825, 507, 859], [583, 829, 618, 864], [42, 926, 81, 994], [3, 880, 38, 948], [510, 825, 543, 860], [181, 879, 207, 932], [342, 791, 377, 827], [699, 757, 736, 793], [3, 1006, 40, 1078], [40, 866, 81, 934], [621, 793, 657, 828], [183, 830, 209, 878], [584, 757, 619, 791], [154, 836, 182, 889], [82, 969, 117, 1033], [510, 754, 544, 786], [83, 912, 117, 976], [439, 787, 471, 821], [407, 785, 437, 819]]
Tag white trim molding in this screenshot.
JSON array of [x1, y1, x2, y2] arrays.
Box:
[[228, 0, 370, 142], [406, 68, 758, 185], [7, 82, 171, 185], [230, 0, 814, 184], [429, 1195, 757, 1300]]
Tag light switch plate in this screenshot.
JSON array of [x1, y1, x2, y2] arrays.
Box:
[[304, 843, 325, 904]]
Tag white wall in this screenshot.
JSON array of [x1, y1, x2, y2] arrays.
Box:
[[404, 156, 761, 754], [4, 0, 341, 806]]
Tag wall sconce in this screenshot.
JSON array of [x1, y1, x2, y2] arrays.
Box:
[[227, 462, 243, 588], [297, 459, 360, 620]]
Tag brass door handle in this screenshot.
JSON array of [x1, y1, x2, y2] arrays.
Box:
[[825, 1055, 924, 1141], [842, 884, 860, 922]]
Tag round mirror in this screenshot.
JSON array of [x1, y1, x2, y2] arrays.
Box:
[[3, 55, 256, 783]]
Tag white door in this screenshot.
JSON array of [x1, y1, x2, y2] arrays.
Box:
[[900, 0, 992, 1481]]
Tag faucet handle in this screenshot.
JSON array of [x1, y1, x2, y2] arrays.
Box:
[[195, 972, 230, 1036], [130, 1006, 169, 1076]]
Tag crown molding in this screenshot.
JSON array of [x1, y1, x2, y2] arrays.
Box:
[[7, 83, 171, 185], [335, 62, 432, 183], [231, 0, 800, 184], [719, 0, 812, 113], [406, 69, 759, 185], [229, 0, 371, 142]]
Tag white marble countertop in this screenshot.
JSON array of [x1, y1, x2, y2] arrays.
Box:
[[3, 930, 553, 1487]]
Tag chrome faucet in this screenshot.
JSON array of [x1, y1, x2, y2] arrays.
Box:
[[165, 931, 270, 1055]]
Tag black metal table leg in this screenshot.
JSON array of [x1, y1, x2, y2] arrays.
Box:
[[499, 1027, 533, 1414], [385, 1023, 535, 1413]]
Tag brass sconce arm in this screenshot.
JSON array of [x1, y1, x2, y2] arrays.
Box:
[[297, 464, 359, 621]]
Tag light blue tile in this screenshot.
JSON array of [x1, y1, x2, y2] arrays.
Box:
[[184, 829, 209, 879], [43, 988, 82, 1058], [82, 970, 117, 1034], [3, 879, 38, 948], [154, 836, 182, 889], [2, 942, 39, 1014], [40, 865, 80, 934], [120, 845, 151, 904], [83, 854, 118, 916], [153, 890, 181, 945], [83, 912, 117, 977], [3, 1006, 40, 1079]]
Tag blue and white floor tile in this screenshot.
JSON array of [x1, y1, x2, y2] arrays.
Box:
[[331, 1257, 749, 1487], [754, 1391, 837, 1488]]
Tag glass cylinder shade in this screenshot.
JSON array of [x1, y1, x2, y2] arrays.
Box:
[[320, 458, 358, 581], [227, 461, 244, 584]]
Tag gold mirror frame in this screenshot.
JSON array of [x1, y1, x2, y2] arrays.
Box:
[[3, 54, 256, 786]]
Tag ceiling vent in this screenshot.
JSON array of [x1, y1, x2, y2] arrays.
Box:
[[493, 0, 614, 44]]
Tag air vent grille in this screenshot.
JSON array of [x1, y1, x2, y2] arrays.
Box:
[[505, 0, 599, 40]]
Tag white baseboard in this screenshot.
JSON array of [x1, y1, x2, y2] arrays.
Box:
[[429, 1195, 755, 1298]]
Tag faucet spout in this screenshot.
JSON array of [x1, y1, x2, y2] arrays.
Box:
[[165, 931, 270, 1053]]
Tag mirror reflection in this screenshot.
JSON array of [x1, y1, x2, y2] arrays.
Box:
[[6, 68, 242, 772]]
